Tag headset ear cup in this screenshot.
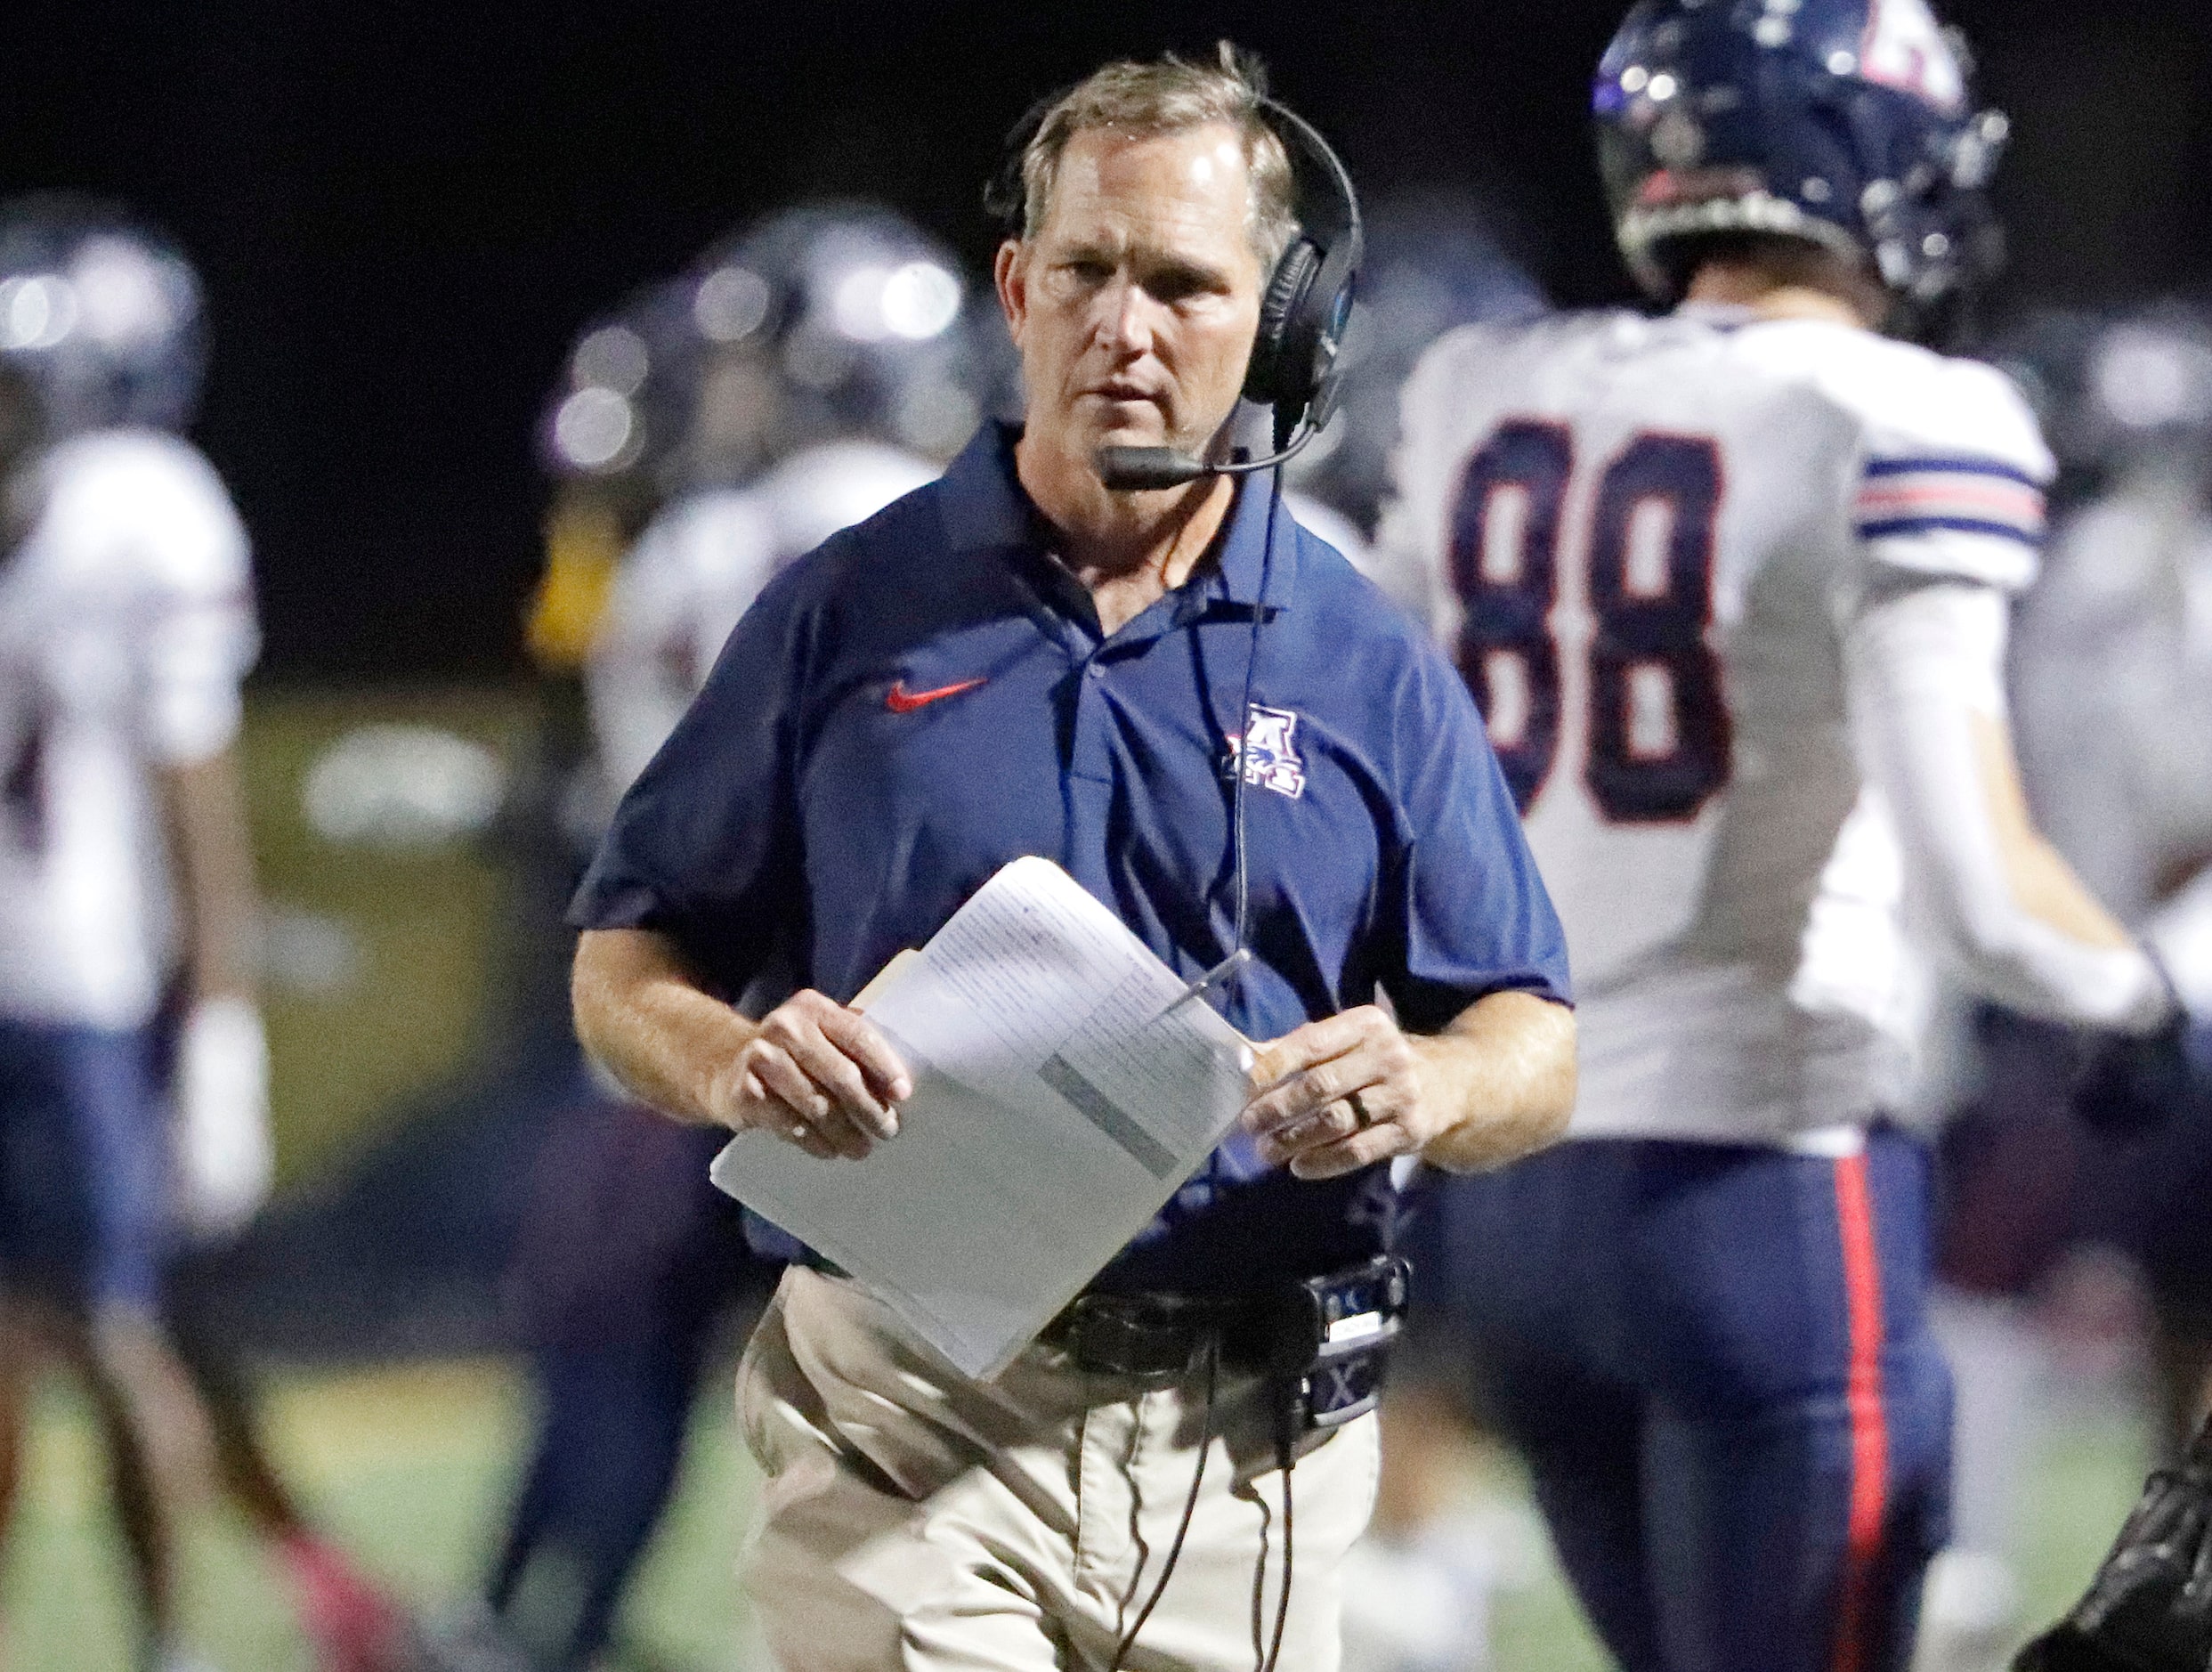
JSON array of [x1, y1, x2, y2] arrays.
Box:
[[1244, 236, 1320, 406]]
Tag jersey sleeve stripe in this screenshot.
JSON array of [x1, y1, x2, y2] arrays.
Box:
[[1857, 515, 2045, 548], [1861, 455, 2042, 486], [1857, 483, 2044, 516], [1855, 458, 2046, 548]]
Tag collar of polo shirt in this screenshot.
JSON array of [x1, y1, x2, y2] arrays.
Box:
[[941, 422, 1300, 624]]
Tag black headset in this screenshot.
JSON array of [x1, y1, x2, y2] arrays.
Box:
[[985, 85, 1365, 486], [1238, 99, 1364, 452]]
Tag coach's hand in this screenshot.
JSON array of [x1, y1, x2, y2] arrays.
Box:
[[712, 991, 912, 1161], [1243, 1006, 1434, 1180], [1243, 991, 1577, 1178]]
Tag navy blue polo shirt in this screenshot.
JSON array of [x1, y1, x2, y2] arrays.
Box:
[[571, 422, 1569, 1295]]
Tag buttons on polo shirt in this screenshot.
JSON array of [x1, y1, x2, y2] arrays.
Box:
[[1087, 661, 1106, 680]]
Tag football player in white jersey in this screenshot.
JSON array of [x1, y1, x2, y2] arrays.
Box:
[[587, 203, 988, 794], [1371, 4, 2188, 1668], [0, 200, 414, 1672], [0, 199, 265, 1669]]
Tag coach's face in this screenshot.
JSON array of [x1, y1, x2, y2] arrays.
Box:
[[998, 122, 1265, 473]]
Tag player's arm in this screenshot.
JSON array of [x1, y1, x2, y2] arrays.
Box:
[[1846, 573, 2173, 1031], [2147, 864, 2212, 1023], [138, 453, 272, 1235], [571, 927, 909, 1159], [158, 747, 259, 1003], [158, 744, 272, 1234]]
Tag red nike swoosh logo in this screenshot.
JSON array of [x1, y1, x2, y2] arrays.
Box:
[[886, 677, 987, 713]]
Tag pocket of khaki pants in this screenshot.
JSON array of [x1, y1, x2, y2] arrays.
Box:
[[733, 1283, 793, 1472]]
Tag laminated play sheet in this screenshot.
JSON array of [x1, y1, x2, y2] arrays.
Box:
[[710, 856, 1252, 1377]]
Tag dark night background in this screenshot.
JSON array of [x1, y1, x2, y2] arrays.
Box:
[[8, 1, 2208, 679]]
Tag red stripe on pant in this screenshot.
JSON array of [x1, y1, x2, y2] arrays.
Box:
[[1833, 1149, 1889, 1672]]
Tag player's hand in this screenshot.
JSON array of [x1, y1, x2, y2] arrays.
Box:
[[174, 994, 273, 1238], [1242, 1006, 1433, 1180], [710, 990, 912, 1160]]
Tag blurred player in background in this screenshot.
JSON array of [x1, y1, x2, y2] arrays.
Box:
[[0, 198, 409, 1672], [435, 201, 993, 1672], [434, 270, 742, 1672], [2013, 311, 2212, 952], [584, 202, 981, 793], [2016, 312, 2212, 1456], [1917, 306, 2212, 1670], [1371, 3, 2192, 1668]]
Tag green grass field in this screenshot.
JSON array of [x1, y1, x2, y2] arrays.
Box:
[[0, 1355, 2151, 1671], [239, 685, 532, 1189], [0, 1358, 753, 1670]]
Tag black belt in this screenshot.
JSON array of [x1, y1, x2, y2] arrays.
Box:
[[1041, 1289, 1274, 1378], [1041, 1255, 1412, 1420]]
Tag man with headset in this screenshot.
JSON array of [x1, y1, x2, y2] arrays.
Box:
[[566, 45, 1576, 1671]]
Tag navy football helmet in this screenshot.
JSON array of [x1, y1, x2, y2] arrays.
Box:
[[1593, 0, 2011, 310], [538, 276, 701, 498], [677, 201, 986, 483], [0, 194, 207, 437]]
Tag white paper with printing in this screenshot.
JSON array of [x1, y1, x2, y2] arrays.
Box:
[[709, 856, 1253, 1378]]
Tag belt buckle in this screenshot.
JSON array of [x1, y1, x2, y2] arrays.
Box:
[[1056, 1294, 1210, 1378], [1092, 1296, 1200, 1378]]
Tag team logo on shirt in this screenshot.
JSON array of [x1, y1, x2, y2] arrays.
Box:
[[1227, 705, 1308, 800]]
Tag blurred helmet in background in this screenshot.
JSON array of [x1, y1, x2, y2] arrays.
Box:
[[1287, 188, 1547, 533], [538, 277, 701, 505], [0, 193, 207, 438], [531, 280, 704, 670], [2076, 308, 2212, 474], [1991, 304, 2212, 483], [676, 200, 987, 484], [1592, 0, 2011, 312]]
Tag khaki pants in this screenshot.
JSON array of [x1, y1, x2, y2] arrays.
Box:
[[736, 1268, 1381, 1672]]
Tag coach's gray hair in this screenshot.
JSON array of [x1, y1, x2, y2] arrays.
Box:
[[1011, 44, 1298, 269]]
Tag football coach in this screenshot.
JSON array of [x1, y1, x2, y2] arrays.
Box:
[[568, 45, 1576, 1672]]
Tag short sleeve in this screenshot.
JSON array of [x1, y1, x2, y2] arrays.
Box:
[[1849, 359, 2054, 596], [1381, 638, 1573, 1031], [40, 434, 259, 765], [143, 587, 257, 765], [568, 562, 811, 997]]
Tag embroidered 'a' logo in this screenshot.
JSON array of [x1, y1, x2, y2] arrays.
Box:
[[1227, 704, 1308, 799]]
